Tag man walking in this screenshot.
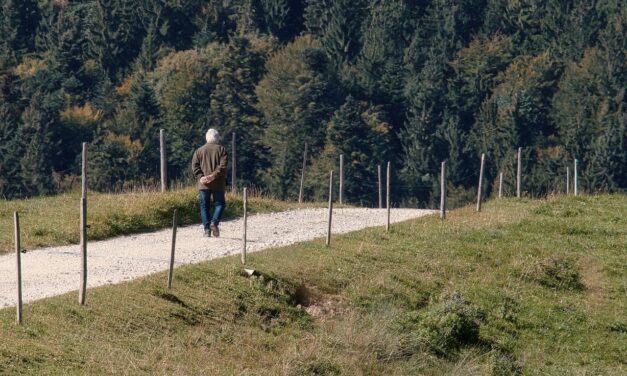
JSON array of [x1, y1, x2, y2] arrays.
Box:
[[192, 128, 228, 237]]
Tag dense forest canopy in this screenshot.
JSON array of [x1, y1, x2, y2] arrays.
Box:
[[0, 0, 625, 205]]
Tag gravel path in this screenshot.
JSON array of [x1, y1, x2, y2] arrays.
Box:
[[0, 208, 435, 308]]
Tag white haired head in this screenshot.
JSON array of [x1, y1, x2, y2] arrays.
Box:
[[205, 128, 220, 144]]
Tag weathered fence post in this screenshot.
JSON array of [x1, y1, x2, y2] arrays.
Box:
[[574, 159, 578, 196], [160, 129, 167, 192], [339, 154, 344, 205], [231, 132, 237, 194], [326, 171, 334, 247], [498, 172, 503, 199], [242, 188, 248, 265], [14, 212, 22, 324], [378, 165, 382, 209], [516, 147, 522, 198], [440, 162, 446, 220], [386, 162, 391, 232], [566, 166, 570, 195], [477, 153, 485, 212], [167, 209, 178, 289], [79, 142, 87, 305], [298, 142, 308, 204]]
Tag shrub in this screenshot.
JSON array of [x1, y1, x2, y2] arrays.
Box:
[[536, 255, 584, 291], [416, 292, 485, 355]]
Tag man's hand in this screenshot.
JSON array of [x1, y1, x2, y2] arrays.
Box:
[[200, 175, 215, 185]]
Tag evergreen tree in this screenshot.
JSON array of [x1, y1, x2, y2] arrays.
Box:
[[259, 0, 304, 41], [111, 75, 162, 181], [86, 0, 144, 81], [0, 0, 40, 68], [305, 0, 367, 69], [18, 92, 60, 196], [256, 36, 337, 198], [308, 96, 391, 204], [88, 132, 139, 191], [0, 74, 24, 198], [209, 36, 267, 186]]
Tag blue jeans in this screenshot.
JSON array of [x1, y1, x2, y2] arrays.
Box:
[[199, 190, 225, 230]]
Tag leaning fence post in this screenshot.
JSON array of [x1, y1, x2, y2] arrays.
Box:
[[440, 162, 446, 220], [386, 162, 391, 232], [326, 171, 334, 247], [167, 209, 178, 289], [14, 212, 22, 324], [516, 147, 522, 198], [566, 166, 570, 195], [231, 132, 237, 194], [477, 153, 485, 212], [378, 165, 382, 209], [339, 154, 344, 205], [242, 188, 248, 264], [79, 142, 88, 305], [298, 142, 308, 204], [498, 172, 503, 198], [160, 129, 167, 192]]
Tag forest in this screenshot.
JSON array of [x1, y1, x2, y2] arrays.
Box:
[[0, 0, 625, 206]]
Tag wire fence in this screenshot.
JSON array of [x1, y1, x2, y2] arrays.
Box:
[[4, 134, 614, 324]]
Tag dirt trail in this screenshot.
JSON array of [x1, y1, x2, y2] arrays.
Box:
[[0, 208, 435, 308]]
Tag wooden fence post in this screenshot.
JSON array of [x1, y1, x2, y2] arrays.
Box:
[[298, 142, 308, 204], [79, 142, 87, 305], [378, 165, 382, 209], [477, 153, 485, 212], [167, 209, 178, 289], [498, 172, 503, 198], [440, 162, 446, 220], [242, 188, 248, 264], [160, 129, 167, 192], [574, 159, 578, 196], [386, 162, 391, 232], [339, 154, 344, 205], [14, 212, 22, 324], [231, 132, 237, 194], [516, 147, 522, 198], [326, 171, 333, 247], [566, 166, 570, 195]]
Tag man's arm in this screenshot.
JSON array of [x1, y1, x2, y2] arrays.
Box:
[[192, 150, 204, 179], [212, 146, 228, 178]]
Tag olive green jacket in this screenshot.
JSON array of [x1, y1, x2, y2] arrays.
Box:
[[191, 142, 228, 191]]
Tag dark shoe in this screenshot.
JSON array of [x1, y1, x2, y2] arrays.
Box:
[[204, 229, 211, 238], [210, 223, 220, 237]]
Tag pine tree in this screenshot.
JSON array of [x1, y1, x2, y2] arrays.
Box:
[[18, 92, 60, 197], [308, 96, 391, 204], [86, 0, 144, 81], [111, 75, 162, 181], [0, 85, 24, 198], [259, 0, 305, 41], [305, 0, 367, 69], [256, 36, 337, 199], [209, 37, 267, 185], [0, 0, 40, 67]]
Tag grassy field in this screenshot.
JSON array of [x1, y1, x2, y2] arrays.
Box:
[[0, 188, 306, 254], [0, 195, 625, 375]]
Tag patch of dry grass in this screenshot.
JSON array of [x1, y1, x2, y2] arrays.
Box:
[[0, 188, 314, 254]]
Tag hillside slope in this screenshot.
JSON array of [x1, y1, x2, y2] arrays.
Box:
[[0, 195, 625, 375]]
